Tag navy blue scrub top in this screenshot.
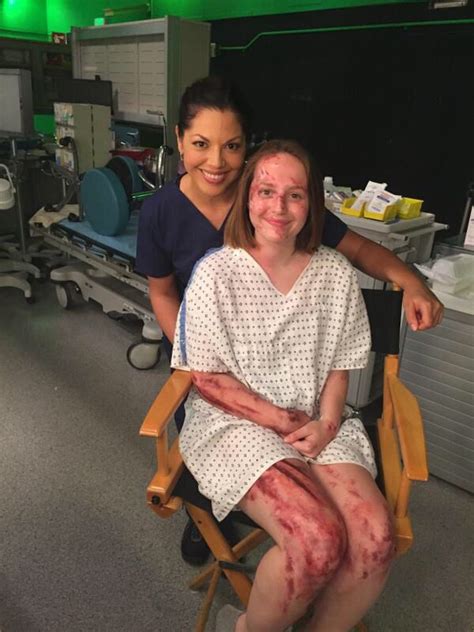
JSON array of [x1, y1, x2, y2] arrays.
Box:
[[135, 177, 348, 300]]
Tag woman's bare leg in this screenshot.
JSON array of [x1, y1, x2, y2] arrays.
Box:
[[234, 460, 347, 632], [304, 464, 395, 632]]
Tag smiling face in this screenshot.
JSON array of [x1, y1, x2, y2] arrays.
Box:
[[176, 107, 246, 203], [248, 153, 309, 248]]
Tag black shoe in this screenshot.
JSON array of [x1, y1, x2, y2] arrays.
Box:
[[181, 518, 210, 566], [220, 515, 241, 547], [180, 516, 242, 566]]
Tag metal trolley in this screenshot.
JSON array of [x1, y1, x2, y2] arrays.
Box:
[[31, 213, 163, 370]]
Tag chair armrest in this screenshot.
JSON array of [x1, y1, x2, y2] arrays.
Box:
[[387, 374, 429, 482], [140, 369, 193, 438], [146, 436, 185, 510]]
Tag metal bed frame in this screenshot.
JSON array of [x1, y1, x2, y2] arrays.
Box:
[[30, 213, 162, 370]]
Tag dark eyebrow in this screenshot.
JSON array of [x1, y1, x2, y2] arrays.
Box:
[[191, 134, 242, 144]]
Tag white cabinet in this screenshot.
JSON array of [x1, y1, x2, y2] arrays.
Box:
[[399, 301, 473, 492], [71, 17, 210, 179], [0, 69, 33, 135], [54, 102, 112, 172]]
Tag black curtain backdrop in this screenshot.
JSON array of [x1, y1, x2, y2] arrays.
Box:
[[210, 2, 474, 235]]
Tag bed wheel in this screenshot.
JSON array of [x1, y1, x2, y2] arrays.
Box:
[[55, 282, 79, 309], [126, 341, 161, 370]]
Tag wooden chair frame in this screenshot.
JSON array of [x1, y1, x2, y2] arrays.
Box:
[[140, 370, 266, 630], [139, 289, 428, 631]]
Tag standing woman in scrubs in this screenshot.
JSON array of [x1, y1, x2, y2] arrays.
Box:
[[137, 77, 250, 367], [135, 76, 443, 565]]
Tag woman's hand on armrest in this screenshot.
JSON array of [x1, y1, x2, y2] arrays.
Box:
[[337, 229, 443, 330], [191, 371, 311, 435], [400, 276, 444, 331]]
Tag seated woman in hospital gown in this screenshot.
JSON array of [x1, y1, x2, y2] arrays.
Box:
[[172, 139, 395, 632]]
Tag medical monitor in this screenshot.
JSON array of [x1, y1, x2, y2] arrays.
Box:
[[56, 78, 113, 111]]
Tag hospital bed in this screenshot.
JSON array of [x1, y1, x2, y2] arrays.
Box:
[[27, 15, 211, 369], [30, 210, 162, 370]]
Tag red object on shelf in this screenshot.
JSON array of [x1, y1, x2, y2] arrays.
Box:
[[111, 147, 155, 163]]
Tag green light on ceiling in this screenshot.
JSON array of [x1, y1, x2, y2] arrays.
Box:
[[94, 17, 105, 26], [3, 0, 40, 21]]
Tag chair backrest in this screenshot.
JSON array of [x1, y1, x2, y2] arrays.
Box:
[[362, 288, 403, 355], [363, 289, 429, 556]]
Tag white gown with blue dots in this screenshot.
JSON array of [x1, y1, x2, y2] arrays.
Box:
[[172, 245, 375, 521]]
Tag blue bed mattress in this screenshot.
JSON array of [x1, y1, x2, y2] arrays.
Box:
[[56, 211, 139, 261]]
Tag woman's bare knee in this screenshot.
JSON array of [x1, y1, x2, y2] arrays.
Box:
[[284, 510, 346, 603], [348, 498, 395, 580], [244, 461, 347, 607]]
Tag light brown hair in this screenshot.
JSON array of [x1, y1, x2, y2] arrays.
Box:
[[225, 139, 325, 252]]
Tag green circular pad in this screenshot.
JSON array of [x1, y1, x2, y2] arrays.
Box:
[[81, 167, 130, 236]]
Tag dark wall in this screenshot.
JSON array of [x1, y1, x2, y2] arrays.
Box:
[[211, 3, 474, 236]]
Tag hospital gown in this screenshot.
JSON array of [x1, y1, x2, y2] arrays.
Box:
[[172, 245, 374, 521]]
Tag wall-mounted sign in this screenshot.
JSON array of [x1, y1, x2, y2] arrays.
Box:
[[52, 32, 67, 45]]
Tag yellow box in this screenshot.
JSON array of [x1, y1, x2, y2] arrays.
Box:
[[397, 197, 423, 219], [341, 197, 364, 217], [364, 201, 398, 222]]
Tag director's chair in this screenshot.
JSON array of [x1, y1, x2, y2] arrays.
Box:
[[139, 288, 429, 631]]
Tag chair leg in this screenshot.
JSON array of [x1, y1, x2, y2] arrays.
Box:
[[185, 503, 253, 606], [195, 565, 221, 632], [190, 527, 268, 591], [233, 527, 269, 558], [189, 561, 220, 592]]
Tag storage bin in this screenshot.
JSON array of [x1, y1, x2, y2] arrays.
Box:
[[341, 197, 364, 217], [398, 197, 423, 219], [364, 201, 398, 222]]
